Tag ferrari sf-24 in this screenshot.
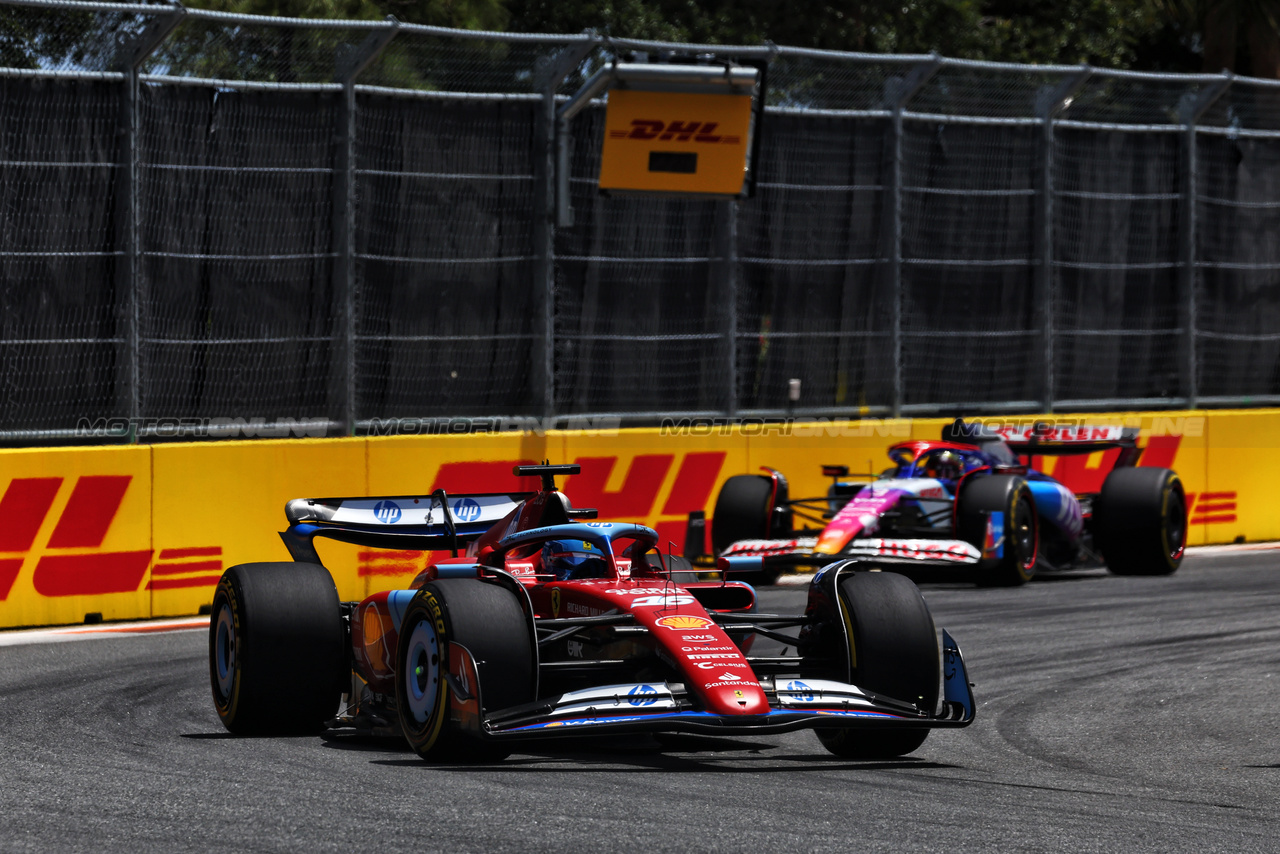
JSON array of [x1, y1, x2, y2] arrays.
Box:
[[209, 464, 973, 762]]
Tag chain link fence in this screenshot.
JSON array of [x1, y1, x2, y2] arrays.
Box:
[[2, 0, 1279, 440]]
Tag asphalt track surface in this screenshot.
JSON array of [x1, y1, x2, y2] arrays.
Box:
[[2, 551, 1278, 853]]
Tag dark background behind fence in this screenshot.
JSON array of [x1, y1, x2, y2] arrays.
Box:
[[2, 1, 1279, 439]]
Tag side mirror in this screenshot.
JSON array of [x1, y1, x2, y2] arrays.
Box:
[[716, 555, 764, 575]]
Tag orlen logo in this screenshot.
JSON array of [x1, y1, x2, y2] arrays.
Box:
[[451, 498, 482, 523], [609, 120, 740, 145], [373, 500, 402, 524], [0, 475, 221, 601]]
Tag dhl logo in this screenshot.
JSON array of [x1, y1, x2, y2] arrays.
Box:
[[356, 452, 726, 577], [1029, 435, 1178, 493], [608, 120, 740, 144], [1030, 436, 1236, 525], [1187, 492, 1236, 525], [0, 475, 220, 601], [0, 437, 1235, 605]]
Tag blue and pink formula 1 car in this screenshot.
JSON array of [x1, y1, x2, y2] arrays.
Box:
[[706, 419, 1187, 586], [209, 464, 974, 762]]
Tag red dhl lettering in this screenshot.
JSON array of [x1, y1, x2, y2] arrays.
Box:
[[607, 120, 739, 144], [1045, 436, 1181, 494], [427, 452, 726, 557], [0, 475, 221, 600], [1187, 491, 1238, 525]]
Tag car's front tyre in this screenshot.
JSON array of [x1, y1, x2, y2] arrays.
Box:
[[957, 475, 1038, 586], [394, 579, 535, 763], [814, 570, 940, 759]]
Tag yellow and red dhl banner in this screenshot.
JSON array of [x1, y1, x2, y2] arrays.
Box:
[[0, 409, 1274, 629]]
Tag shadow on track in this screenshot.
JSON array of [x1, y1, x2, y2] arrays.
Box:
[[362, 733, 962, 773]]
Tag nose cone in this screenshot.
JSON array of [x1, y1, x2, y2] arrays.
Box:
[[703, 682, 770, 716]]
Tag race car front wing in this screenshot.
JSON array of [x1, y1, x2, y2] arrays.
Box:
[[445, 630, 975, 740]]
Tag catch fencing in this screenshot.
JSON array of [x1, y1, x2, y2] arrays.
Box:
[[2, 0, 1279, 440]]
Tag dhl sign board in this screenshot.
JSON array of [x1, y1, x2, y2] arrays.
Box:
[[0, 409, 1275, 629], [0, 446, 152, 628], [598, 89, 754, 195]]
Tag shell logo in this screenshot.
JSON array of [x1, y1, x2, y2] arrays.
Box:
[[655, 615, 714, 630]]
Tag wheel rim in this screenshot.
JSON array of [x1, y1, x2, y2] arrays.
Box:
[[1166, 487, 1187, 561], [1013, 495, 1036, 570], [213, 602, 236, 699], [403, 618, 441, 724]]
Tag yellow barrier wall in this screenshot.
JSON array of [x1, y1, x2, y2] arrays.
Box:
[[0, 409, 1267, 628]]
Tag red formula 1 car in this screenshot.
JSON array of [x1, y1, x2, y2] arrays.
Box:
[[209, 464, 974, 762]]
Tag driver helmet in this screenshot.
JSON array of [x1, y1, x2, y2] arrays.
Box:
[[540, 539, 609, 581], [925, 450, 963, 481]]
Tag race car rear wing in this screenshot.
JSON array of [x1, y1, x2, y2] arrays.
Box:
[[997, 423, 1139, 456], [280, 489, 532, 565], [947, 418, 1143, 462]]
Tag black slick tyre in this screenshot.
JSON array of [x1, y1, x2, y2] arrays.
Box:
[[816, 571, 940, 759], [956, 475, 1038, 586], [395, 579, 535, 763], [711, 474, 785, 585], [209, 562, 344, 735], [1094, 467, 1187, 576], [711, 474, 775, 553]]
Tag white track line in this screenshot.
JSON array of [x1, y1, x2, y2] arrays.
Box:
[[0, 616, 209, 647], [769, 541, 1279, 585], [1184, 541, 1280, 557]]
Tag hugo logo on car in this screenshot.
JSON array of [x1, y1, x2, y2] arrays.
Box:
[[208, 462, 974, 762]]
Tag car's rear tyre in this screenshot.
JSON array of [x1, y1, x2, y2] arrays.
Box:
[[395, 579, 535, 763], [711, 474, 774, 553], [711, 474, 786, 585], [209, 562, 345, 735], [815, 571, 940, 759], [1094, 467, 1186, 576], [957, 475, 1038, 586]]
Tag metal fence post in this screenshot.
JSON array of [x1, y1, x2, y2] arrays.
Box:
[[884, 57, 939, 419], [331, 19, 398, 435], [1034, 67, 1093, 414], [1178, 73, 1232, 409], [713, 198, 738, 416], [536, 37, 597, 421], [112, 3, 184, 437]]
